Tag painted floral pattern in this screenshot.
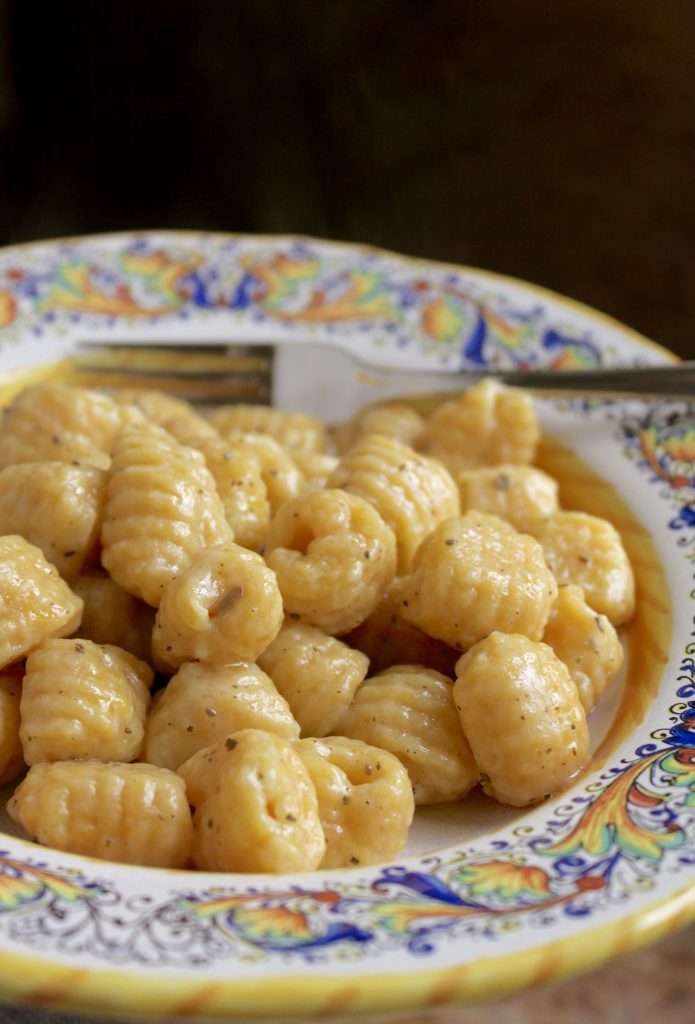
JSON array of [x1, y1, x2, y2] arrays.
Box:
[[0, 709, 694, 967], [0, 234, 608, 370]]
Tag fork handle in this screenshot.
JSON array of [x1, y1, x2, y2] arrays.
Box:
[[369, 360, 695, 398]]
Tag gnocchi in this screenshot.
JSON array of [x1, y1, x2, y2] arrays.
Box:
[[328, 432, 460, 573], [8, 760, 193, 868], [529, 510, 636, 627], [264, 488, 397, 634], [19, 639, 152, 765], [144, 660, 299, 771], [0, 376, 636, 873], [337, 665, 478, 805], [455, 463, 559, 534], [295, 736, 415, 867], [101, 419, 233, 606], [0, 461, 106, 582], [0, 535, 83, 669], [453, 632, 589, 807], [257, 620, 369, 737], [399, 511, 558, 650], [152, 542, 283, 669], [422, 378, 540, 472], [179, 728, 325, 873], [542, 583, 624, 713], [0, 382, 140, 469]]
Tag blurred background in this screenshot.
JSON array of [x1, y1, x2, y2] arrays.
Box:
[[0, 0, 693, 357]]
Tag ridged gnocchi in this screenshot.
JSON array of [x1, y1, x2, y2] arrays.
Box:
[[210, 403, 328, 454], [400, 512, 558, 650], [257, 620, 369, 737], [265, 488, 397, 635], [455, 463, 559, 534], [0, 535, 83, 669], [112, 387, 218, 442], [342, 576, 460, 677], [152, 542, 283, 669], [331, 401, 426, 455], [328, 433, 460, 573], [183, 435, 271, 550], [20, 639, 152, 765], [210, 432, 305, 512], [529, 510, 636, 626], [0, 382, 139, 469], [8, 760, 193, 867], [422, 378, 540, 472], [0, 462, 106, 582], [337, 665, 478, 805], [70, 573, 156, 664], [0, 377, 636, 873], [454, 632, 589, 807], [178, 729, 325, 872], [543, 583, 624, 713], [144, 661, 299, 771], [295, 736, 415, 867], [101, 420, 233, 607]]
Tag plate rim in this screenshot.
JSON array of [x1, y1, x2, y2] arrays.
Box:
[[0, 229, 691, 1021]]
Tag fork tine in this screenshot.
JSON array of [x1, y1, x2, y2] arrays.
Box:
[[70, 343, 275, 405]]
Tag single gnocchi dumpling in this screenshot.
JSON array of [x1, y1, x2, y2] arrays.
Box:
[[332, 402, 426, 455], [342, 576, 460, 678], [210, 403, 328, 454], [399, 512, 558, 651], [0, 671, 24, 785], [178, 729, 325, 873], [422, 379, 540, 473], [152, 542, 283, 670], [144, 661, 299, 771], [0, 461, 107, 581], [0, 535, 83, 669], [183, 435, 271, 551], [101, 420, 233, 607], [8, 760, 193, 867], [209, 433, 305, 513], [295, 736, 415, 868], [337, 665, 478, 805], [0, 383, 140, 469], [257, 621, 369, 737], [265, 488, 397, 635], [455, 463, 559, 534], [20, 638, 153, 765], [529, 510, 635, 626], [543, 583, 624, 713], [70, 573, 156, 664], [111, 387, 219, 442], [328, 433, 460, 573], [454, 632, 589, 807], [327, 432, 458, 577]]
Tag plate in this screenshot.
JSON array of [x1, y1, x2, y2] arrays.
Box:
[[0, 231, 693, 1023]]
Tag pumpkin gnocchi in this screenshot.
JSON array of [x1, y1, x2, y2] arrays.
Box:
[[0, 377, 635, 872]]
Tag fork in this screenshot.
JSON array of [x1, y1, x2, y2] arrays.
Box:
[[69, 340, 695, 418]]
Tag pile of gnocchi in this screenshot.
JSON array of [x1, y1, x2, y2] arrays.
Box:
[[0, 377, 634, 872]]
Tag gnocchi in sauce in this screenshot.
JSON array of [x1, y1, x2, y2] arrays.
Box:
[[0, 379, 635, 871]]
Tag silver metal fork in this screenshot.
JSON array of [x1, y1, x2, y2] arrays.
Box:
[[70, 341, 695, 414]]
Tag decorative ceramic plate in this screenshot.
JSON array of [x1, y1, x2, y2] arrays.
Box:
[[0, 231, 693, 1024]]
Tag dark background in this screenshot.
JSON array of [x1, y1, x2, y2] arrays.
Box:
[[0, 0, 693, 357]]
